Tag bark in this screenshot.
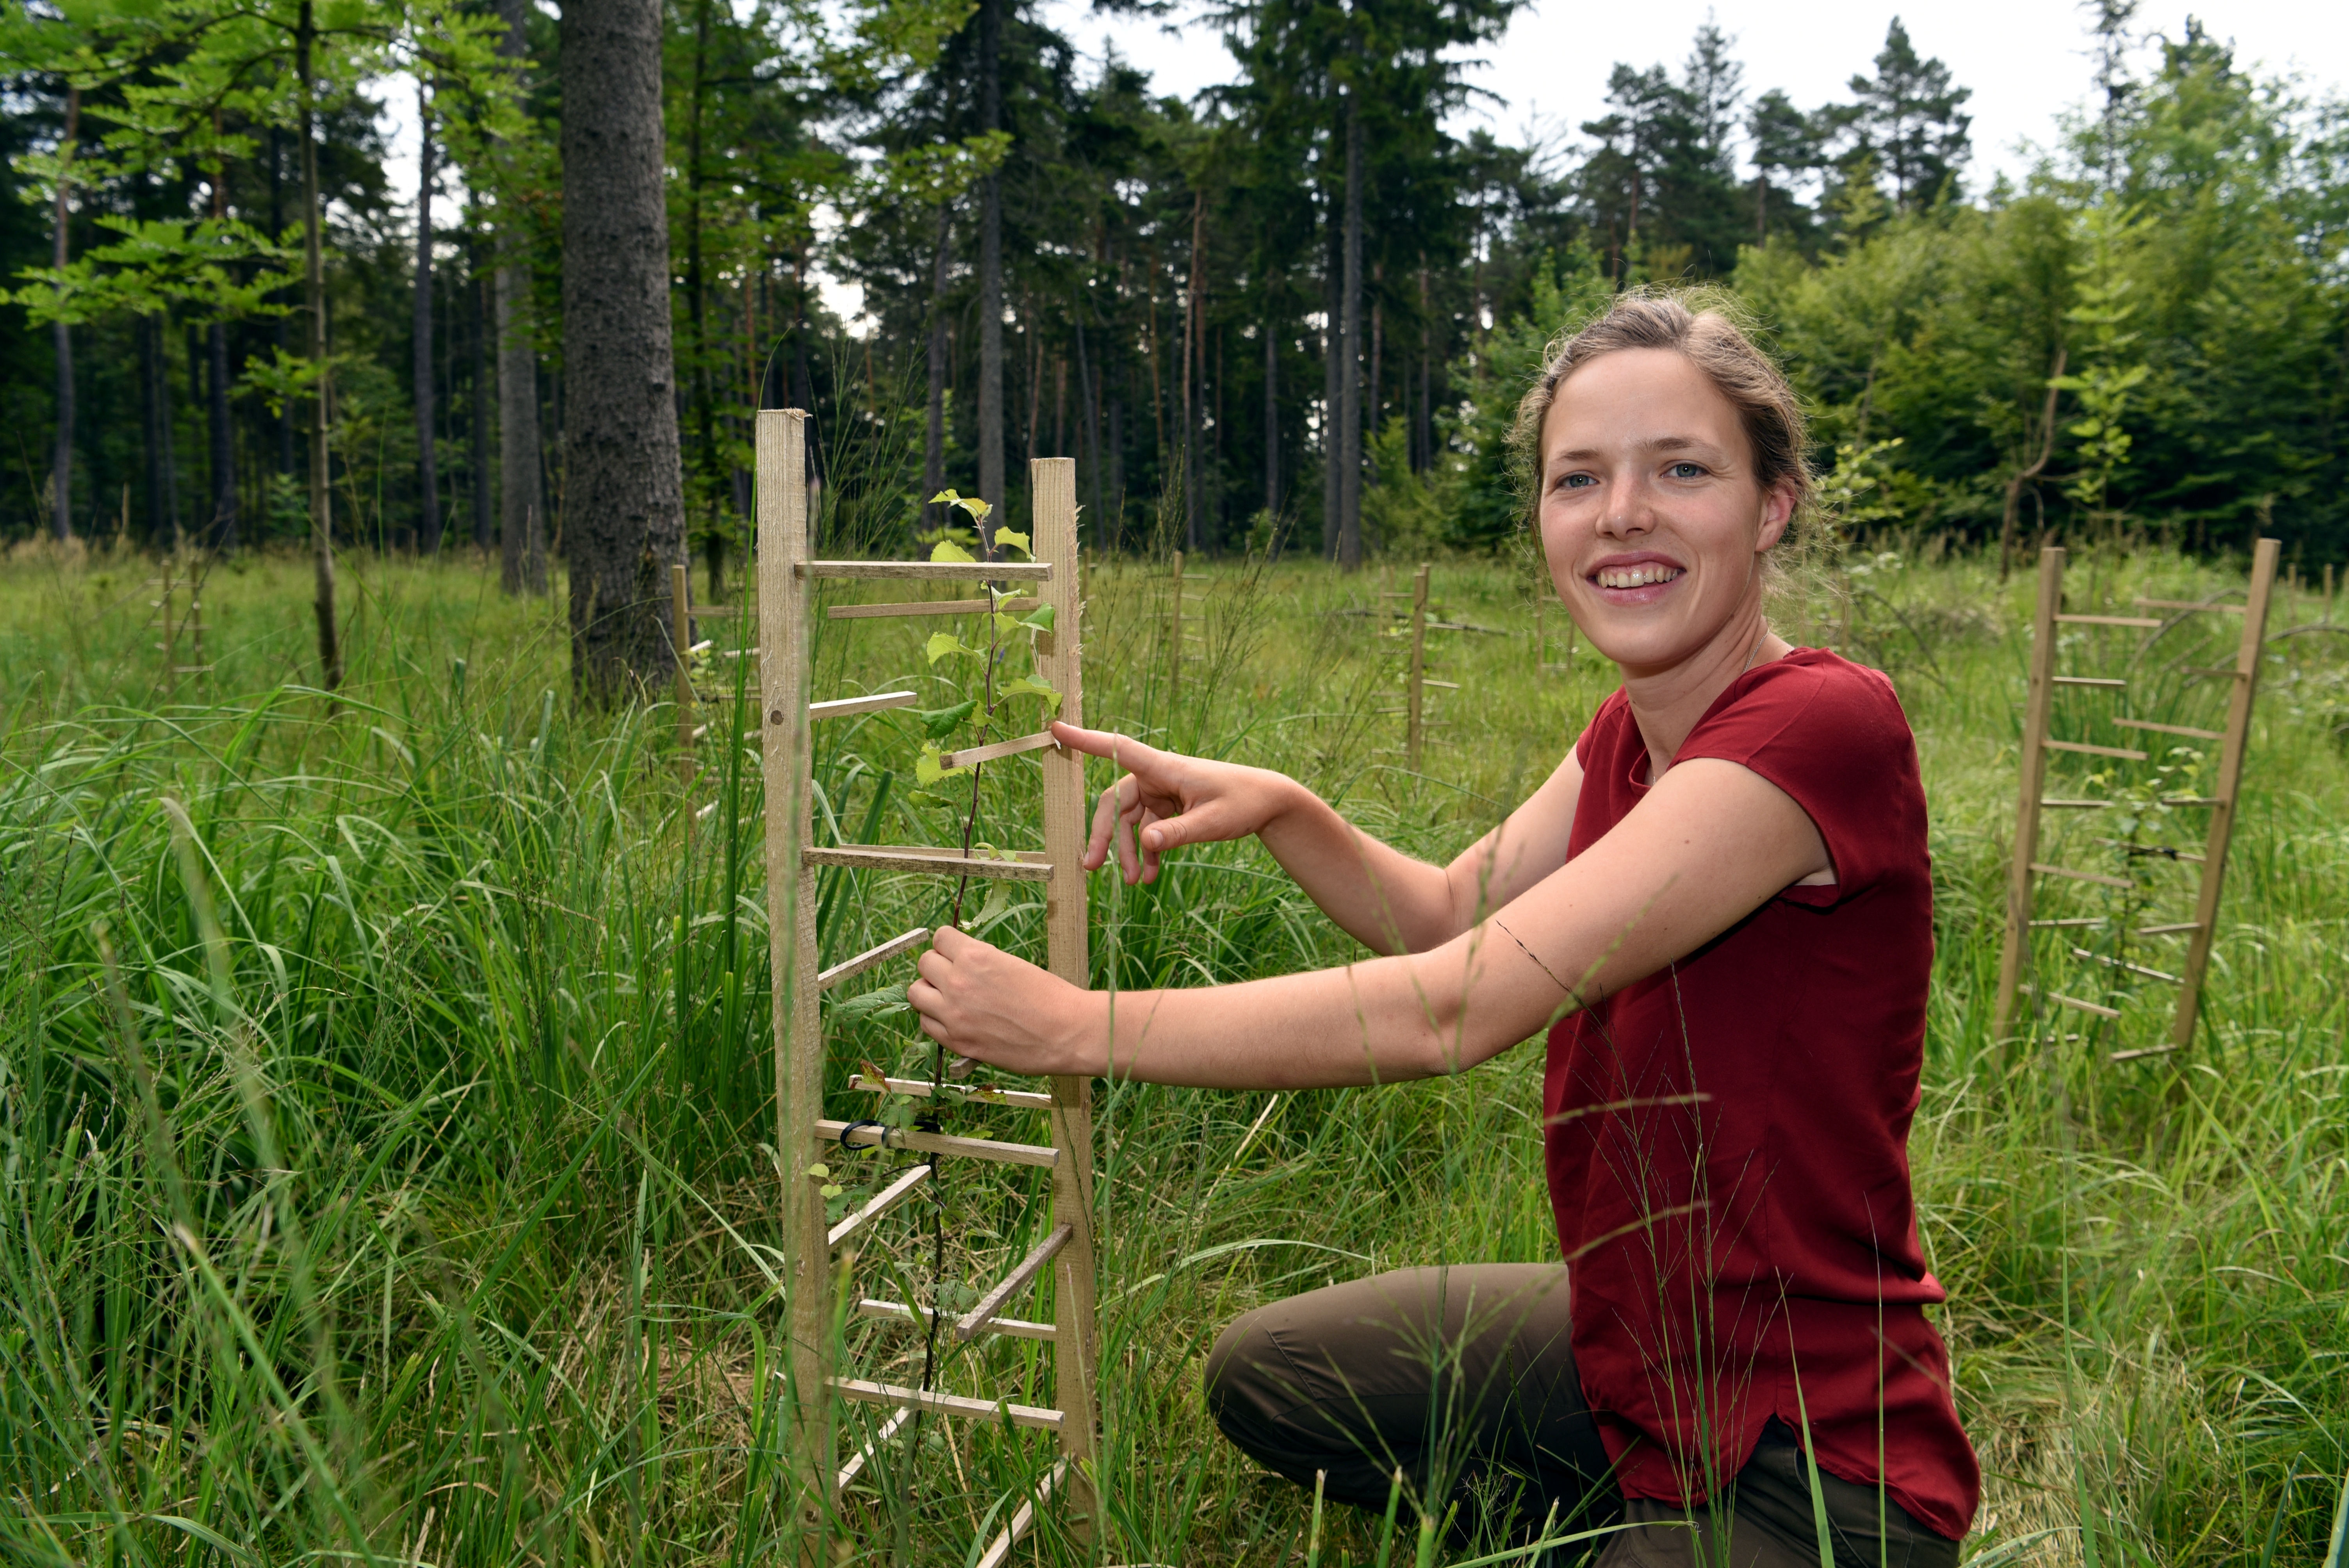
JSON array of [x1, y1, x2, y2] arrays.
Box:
[[209, 323, 235, 548], [1321, 221, 1340, 561], [1183, 190, 1204, 550], [685, 0, 716, 552], [923, 206, 951, 538], [560, 0, 687, 703], [975, 0, 1004, 515], [1074, 299, 1102, 544], [137, 317, 160, 541], [1999, 346, 2066, 580], [1263, 283, 1278, 519], [495, 0, 546, 595], [299, 0, 341, 686], [270, 127, 294, 480], [470, 262, 492, 548], [1335, 91, 1365, 570], [50, 87, 77, 541], [414, 81, 442, 554]]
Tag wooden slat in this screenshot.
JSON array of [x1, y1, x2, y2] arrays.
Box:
[[859, 1298, 1057, 1342], [2053, 676, 2126, 688], [2031, 861, 2134, 889], [797, 560, 1052, 583], [1996, 548, 2066, 1040], [1424, 679, 1461, 690], [2054, 613, 2162, 628], [2043, 739, 2149, 761], [2110, 1044, 2181, 1062], [827, 1377, 1063, 1431], [2071, 948, 2182, 985], [817, 1119, 1058, 1169], [2030, 918, 2103, 928], [937, 730, 1060, 770], [957, 1224, 1074, 1342], [2135, 597, 2244, 615], [974, 1461, 1072, 1568], [852, 1074, 1055, 1110], [806, 845, 1052, 881], [2050, 991, 2122, 1019], [2113, 717, 2222, 741], [827, 1163, 933, 1248], [2042, 798, 2111, 809], [811, 691, 918, 722], [827, 597, 1039, 620], [2137, 921, 2203, 935], [836, 1408, 910, 1491], [2160, 796, 2221, 807], [818, 927, 930, 992]]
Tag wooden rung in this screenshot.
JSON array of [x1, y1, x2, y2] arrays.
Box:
[[2070, 948, 2182, 985], [827, 597, 1039, 620], [2030, 861, 2134, 889], [937, 730, 1060, 770], [805, 845, 1051, 882], [858, 1298, 1056, 1342], [1423, 679, 1461, 690], [811, 691, 918, 722], [2112, 717, 2222, 741], [2054, 613, 2162, 628], [2135, 597, 2245, 615], [820, 927, 930, 991], [956, 1224, 1073, 1342], [836, 1408, 911, 1490], [2109, 1044, 2180, 1062], [974, 1460, 1072, 1568], [2159, 796, 2222, 807], [828, 1162, 933, 1248], [2043, 739, 2149, 761], [797, 561, 1052, 583], [852, 1074, 1055, 1110], [2042, 798, 2112, 809], [825, 1377, 1062, 1431], [2052, 676, 2126, 688], [817, 1119, 1059, 1169], [2030, 918, 2104, 928], [694, 801, 718, 822], [2136, 921, 2203, 935], [2049, 991, 2123, 1019], [689, 723, 710, 741]]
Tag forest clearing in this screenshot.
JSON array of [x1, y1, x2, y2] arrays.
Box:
[[2, 534, 2344, 1565]]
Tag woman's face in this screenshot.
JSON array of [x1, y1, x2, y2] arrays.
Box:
[[1536, 347, 1795, 677]]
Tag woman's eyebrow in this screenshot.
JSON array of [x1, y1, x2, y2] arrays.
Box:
[[1549, 435, 1725, 462]]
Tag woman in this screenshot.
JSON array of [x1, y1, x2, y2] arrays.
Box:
[[907, 293, 1977, 1566]]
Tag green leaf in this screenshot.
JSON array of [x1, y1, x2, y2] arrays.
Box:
[[918, 699, 978, 738], [998, 674, 1062, 710], [930, 538, 977, 564], [1019, 603, 1056, 633], [805, 1162, 832, 1181], [925, 631, 975, 665], [993, 527, 1032, 557], [828, 985, 910, 1022], [916, 746, 971, 786]]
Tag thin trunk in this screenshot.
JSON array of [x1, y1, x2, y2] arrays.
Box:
[[470, 260, 492, 548], [1320, 222, 1340, 561], [1263, 280, 1278, 519], [299, 0, 340, 684], [414, 80, 442, 554], [686, 0, 716, 563], [49, 87, 78, 541], [1146, 251, 1163, 466], [137, 317, 160, 542], [160, 318, 181, 547], [1183, 190, 1204, 551], [923, 206, 950, 538], [975, 0, 1004, 514], [1074, 299, 1101, 546], [495, 0, 546, 595], [560, 0, 688, 702], [1336, 91, 1364, 570], [209, 321, 234, 548], [1417, 263, 1430, 475], [270, 127, 294, 480], [1052, 355, 1065, 458]]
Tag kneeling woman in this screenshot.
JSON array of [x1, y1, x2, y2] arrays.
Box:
[[907, 294, 1977, 1566]]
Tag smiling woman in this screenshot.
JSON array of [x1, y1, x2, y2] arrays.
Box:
[[907, 290, 1977, 1565]]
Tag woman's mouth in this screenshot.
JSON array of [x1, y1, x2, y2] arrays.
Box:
[[1592, 563, 1684, 589]]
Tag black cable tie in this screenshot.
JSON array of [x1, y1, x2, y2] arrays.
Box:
[[838, 1119, 891, 1153]]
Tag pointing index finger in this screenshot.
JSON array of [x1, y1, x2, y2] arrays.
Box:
[[1050, 722, 1160, 771]]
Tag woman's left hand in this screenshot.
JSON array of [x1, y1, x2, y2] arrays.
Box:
[[908, 926, 1096, 1078]]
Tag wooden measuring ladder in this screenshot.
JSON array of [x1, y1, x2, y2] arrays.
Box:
[[757, 410, 1099, 1563], [147, 547, 215, 698], [1992, 539, 2280, 1057], [1375, 563, 1458, 768]]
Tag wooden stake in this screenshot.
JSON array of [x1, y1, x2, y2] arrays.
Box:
[[1406, 563, 1430, 770], [756, 408, 831, 1548], [1167, 547, 1184, 711], [1993, 547, 2065, 1040], [671, 563, 694, 786], [2168, 537, 2279, 1053]]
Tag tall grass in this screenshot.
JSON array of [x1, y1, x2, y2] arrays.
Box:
[[1, 535, 2343, 1565]]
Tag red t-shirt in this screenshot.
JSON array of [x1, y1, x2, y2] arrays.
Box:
[[1543, 650, 1978, 1540]]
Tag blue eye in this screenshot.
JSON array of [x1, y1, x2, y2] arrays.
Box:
[[1556, 473, 1597, 490], [1668, 462, 1706, 479]]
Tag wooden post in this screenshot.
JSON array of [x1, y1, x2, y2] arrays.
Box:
[[1167, 548, 1184, 711], [2324, 562, 2335, 622], [2167, 537, 2279, 1053], [1993, 547, 2066, 1041], [1406, 563, 1430, 770], [1032, 457, 1100, 1535], [758, 409, 831, 1547], [671, 562, 695, 785]]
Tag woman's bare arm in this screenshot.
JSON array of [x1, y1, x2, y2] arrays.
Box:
[[909, 756, 1830, 1088]]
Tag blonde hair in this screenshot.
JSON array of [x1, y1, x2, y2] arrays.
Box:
[[1508, 288, 1816, 574]]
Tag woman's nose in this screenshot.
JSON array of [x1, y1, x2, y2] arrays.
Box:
[[1598, 477, 1653, 538]]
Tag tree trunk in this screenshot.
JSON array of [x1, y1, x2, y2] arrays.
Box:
[[1335, 91, 1364, 570], [137, 318, 160, 542], [1074, 298, 1101, 544], [209, 323, 235, 549], [1182, 190, 1204, 549], [470, 260, 492, 548], [975, 0, 1004, 515], [1263, 280, 1278, 520], [923, 205, 951, 538], [1321, 219, 1340, 561], [685, 0, 716, 558], [50, 87, 78, 542], [560, 0, 687, 703], [269, 126, 295, 483], [414, 80, 442, 554], [495, 0, 546, 595], [299, 0, 342, 685]]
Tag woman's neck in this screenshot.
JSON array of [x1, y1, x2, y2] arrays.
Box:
[[1620, 600, 1790, 784]]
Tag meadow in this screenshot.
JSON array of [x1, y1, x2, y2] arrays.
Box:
[[1, 534, 2344, 1567]]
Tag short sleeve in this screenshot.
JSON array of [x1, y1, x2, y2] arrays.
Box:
[[1672, 657, 1923, 902]]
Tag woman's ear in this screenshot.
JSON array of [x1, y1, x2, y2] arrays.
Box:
[[1754, 480, 1798, 553]]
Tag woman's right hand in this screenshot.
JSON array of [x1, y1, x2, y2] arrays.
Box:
[[1049, 722, 1299, 884]]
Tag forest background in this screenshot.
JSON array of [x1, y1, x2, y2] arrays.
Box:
[[3, 0, 2347, 697]]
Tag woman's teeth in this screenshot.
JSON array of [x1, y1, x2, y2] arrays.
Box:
[[1594, 564, 1684, 589]]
